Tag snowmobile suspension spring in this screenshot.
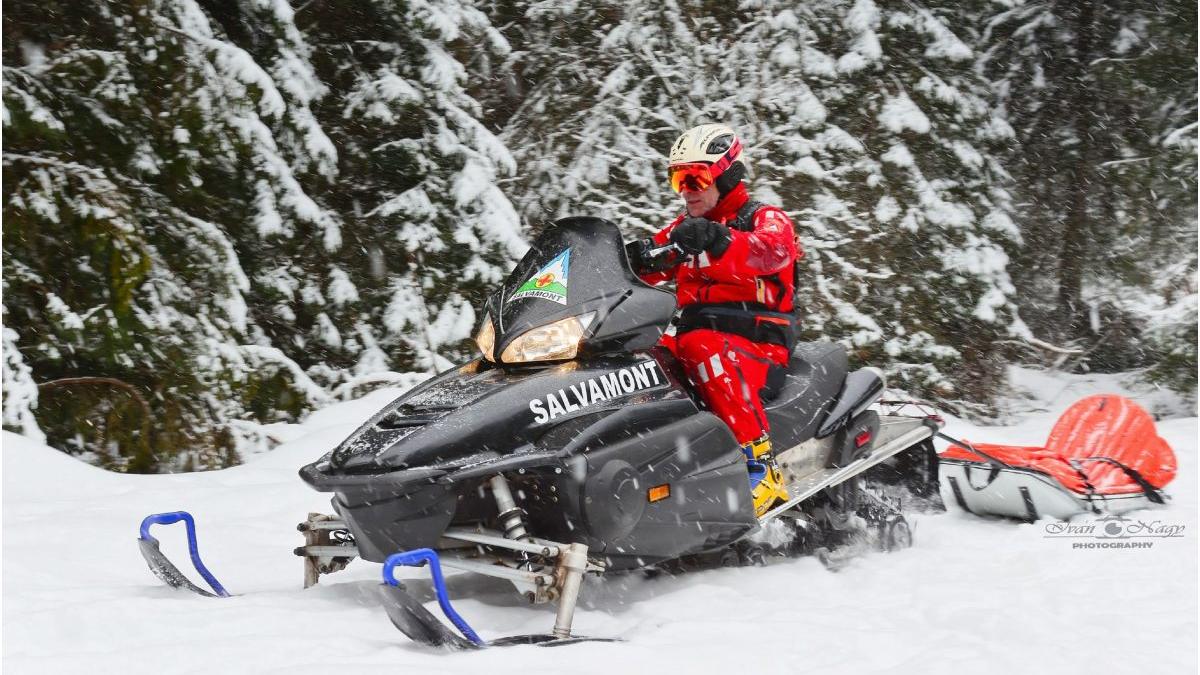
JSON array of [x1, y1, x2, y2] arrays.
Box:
[[489, 474, 531, 542]]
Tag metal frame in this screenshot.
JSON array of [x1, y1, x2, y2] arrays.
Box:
[[296, 481, 607, 640], [760, 417, 936, 523]]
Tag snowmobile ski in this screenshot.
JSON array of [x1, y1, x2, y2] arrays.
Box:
[[381, 547, 617, 649], [137, 511, 230, 598]]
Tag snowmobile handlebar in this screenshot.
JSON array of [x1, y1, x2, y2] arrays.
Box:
[[644, 242, 682, 258]]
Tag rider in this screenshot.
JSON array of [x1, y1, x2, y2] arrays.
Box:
[[627, 123, 801, 518]]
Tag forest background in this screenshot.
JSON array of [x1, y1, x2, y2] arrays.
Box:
[[2, 0, 1195, 471]]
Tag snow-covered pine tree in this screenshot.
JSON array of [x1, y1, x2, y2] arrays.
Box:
[[3, 0, 522, 469], [978, 0, 1197, 388], [292, 0, 525, 381], [501, 0, 1020, 404]]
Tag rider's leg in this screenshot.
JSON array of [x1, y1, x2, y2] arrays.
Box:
[[674, 329, 790, 516]]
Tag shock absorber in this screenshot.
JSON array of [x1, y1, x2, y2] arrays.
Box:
[[488, 474, 531, 542]]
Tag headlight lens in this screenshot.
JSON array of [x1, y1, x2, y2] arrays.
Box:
[[500, 313, 596, 364], [475, 313, 496, 361]]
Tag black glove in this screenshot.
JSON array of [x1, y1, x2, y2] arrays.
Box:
[[625, 238, 676, 274], [669, 217, 732, 257]]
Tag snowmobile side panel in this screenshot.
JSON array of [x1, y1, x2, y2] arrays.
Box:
[[577, 414, 756, 567], [518, 407, 757, 569]]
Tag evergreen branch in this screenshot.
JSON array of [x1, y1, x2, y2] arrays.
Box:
[[36, 377, 154, 455], [995, 337, 1084, 355], [1097, 156, 1151, 169]]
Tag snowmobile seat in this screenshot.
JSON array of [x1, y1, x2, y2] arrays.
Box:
[[763, 341, 848, 449]]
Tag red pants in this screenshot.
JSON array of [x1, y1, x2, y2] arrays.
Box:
[[661, 329, 790, 445]]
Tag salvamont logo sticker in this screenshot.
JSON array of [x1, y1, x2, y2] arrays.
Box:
[[529, 360, 663, 424], [510, 249, 571, 305]]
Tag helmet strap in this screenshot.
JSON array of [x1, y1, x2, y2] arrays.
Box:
[[715, 161, 745, 198]]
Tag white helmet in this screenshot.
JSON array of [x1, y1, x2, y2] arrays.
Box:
[[667, 124, 745, 193]]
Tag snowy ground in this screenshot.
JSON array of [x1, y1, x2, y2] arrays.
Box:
[[3, 367, 1196, 674]]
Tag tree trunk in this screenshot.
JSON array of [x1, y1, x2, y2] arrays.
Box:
[[1055, 0, 1097, 339]]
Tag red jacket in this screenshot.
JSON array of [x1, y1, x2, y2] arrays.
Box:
[[641, 183, 800, 312]]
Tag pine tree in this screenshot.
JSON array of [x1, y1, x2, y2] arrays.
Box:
[[291, 0, 525, 380], [501, 0, 1021, 405], [4, 0, 332, 469], [2, 0, 522, 469], [978, 0, 1197, 383]]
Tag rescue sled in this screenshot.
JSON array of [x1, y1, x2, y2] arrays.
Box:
[[938, 395, 1176, 521]]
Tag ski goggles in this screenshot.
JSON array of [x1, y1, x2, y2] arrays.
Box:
[[668, 163, 716, 193], [668, 137, 743, 192]]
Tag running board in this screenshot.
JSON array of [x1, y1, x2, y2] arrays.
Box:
[[759, 419, 936, 524]]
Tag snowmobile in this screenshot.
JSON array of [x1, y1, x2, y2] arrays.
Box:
[[135, 216, 944, 648], [285, 216, 944, 647]]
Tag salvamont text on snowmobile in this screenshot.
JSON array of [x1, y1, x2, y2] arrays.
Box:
[[137, 217, 946, 649]]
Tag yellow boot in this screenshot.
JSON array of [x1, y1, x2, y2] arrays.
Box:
[[742, 436, 790, 518]]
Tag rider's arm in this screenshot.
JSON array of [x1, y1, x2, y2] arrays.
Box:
[[704, 208, 797, 280]]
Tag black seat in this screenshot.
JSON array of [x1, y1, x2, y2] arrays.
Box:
[[763, 342, 848, 449]]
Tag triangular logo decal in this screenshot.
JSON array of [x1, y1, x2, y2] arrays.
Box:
[[510, 248, 571, 305]]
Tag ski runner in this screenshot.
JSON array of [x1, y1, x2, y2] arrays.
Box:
[[627, 123, 801, 518]]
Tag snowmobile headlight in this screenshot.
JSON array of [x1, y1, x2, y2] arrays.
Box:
[[475, 313, 496, 361], [500, 312, 596, 364]]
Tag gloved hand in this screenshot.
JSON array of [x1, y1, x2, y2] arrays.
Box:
[[669, 217, 732, 257], [625, 238, 676, 274]]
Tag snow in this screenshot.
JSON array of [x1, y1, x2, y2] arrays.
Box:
[[879, 93, 933, 135], [3, 369, 1194, 673], [325, 268, 360, 307], [2, 327, 44, 443], [873, 194, 901, 223]]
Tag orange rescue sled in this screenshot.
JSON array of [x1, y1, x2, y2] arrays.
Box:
[[939, 395, 1177, 520]]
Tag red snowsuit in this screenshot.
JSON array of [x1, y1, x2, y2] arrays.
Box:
[[640, 183, 800, 445]]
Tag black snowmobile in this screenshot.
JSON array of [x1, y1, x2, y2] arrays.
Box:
[[290, 217, 943, 648]]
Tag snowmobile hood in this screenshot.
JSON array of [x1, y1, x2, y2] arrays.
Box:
[[485, 217, 676, 362], [306, 353, 679, 478]]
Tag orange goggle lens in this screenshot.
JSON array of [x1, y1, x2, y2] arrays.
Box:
[[668, 163, 715, 193]]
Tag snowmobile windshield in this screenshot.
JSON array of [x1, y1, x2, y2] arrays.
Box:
[[483, 217, 675, 364]]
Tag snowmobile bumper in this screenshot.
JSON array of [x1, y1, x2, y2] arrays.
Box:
[[299, 463, 462, 562]]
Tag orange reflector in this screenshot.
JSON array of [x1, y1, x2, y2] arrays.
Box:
[[648, 484, 671, 503]]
